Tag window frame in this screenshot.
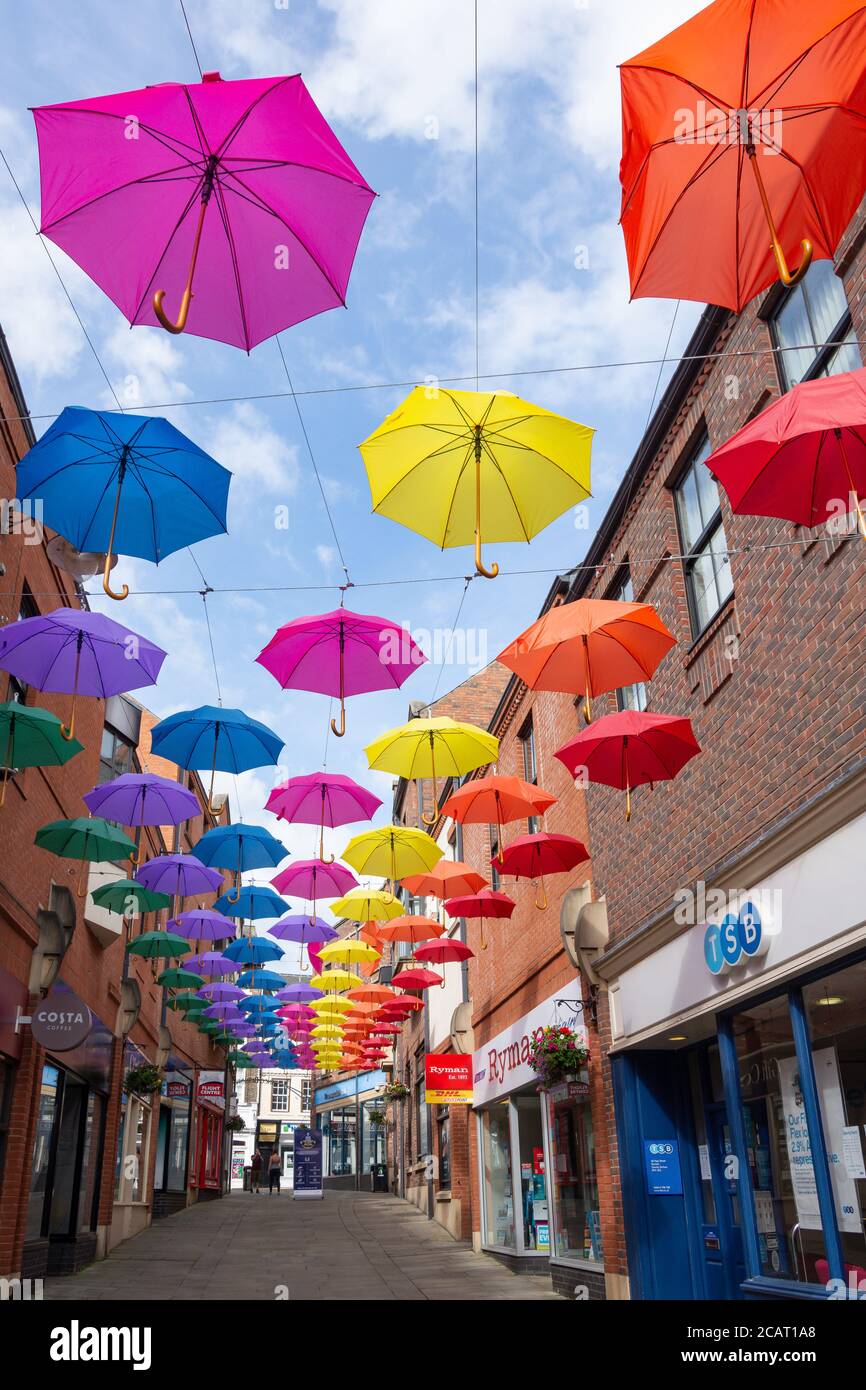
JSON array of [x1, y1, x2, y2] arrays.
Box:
[[673, 432, 733, 640], [769, 263, 859, 392]]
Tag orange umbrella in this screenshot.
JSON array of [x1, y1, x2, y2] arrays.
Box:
[[347, 983, 397, 1004], [376, 916, 445, 943], [498, 597, 675, 721], [619, 0, 866, 310], [402, 860, 488, 899], [439, 774, 556, 849]]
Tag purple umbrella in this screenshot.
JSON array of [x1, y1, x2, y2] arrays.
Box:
[[268, 913, 338, 970], [136, 854, 223, 899], [197, 982, 244, 1001], [265, 772, 381, 861], [202, 1003, 246, 1021], [170, 909, 237, 942], [276, 981, 320, 1004], [84, 774, 200, 865], [0, 608, 166, 741], [271, 859, 356, 926], [185, 951, 237, 978]]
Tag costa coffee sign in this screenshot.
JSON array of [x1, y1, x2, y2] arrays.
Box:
[[31, 989, 92, 1051], [472, 978, 587, 1106]]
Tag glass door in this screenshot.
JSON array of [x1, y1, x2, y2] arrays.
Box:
[[511, 1093, 549, 1256], [480, 1104, 516, 1249]]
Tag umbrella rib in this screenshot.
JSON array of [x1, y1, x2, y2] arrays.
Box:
[[125, 177, 211, 327], [210, 178, 253, 353], [629, 141, 731, 299], [747, 11, 866, 109], [38, 151, 207, 232], [437, 440, 476, 550], [753, 136, 836, 252], [218, 170, 347, 308]]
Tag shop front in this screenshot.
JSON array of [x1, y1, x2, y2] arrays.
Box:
[[314, 1069, 387, 1189], [472, 979, 601, 1290], [153, 1064, 193, 1219], [611, 807, 866, 1300], [193, 1071, 225, 1198]]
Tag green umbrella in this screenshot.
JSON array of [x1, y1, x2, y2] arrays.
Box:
[[35, 815, 136, 896], [0, 701, 84, 806], [229, 1053, 255, 1068], [91, 878, 171, 917], [165, 992, 204, 1013], [157, 967, 205, 989], [198, 1020, 224, 1035], [126, 930, 191, 960]]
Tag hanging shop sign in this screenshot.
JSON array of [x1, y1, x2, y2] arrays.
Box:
[[703, 901, 770, 975], [196, 1072, 225, 1108], [425, 1053, 473, 1104], [472, 977, 586, 1105], [30, 987, 92, 1051], [643, 1140, 683, 1196], [292, 1127, 324, 1201]]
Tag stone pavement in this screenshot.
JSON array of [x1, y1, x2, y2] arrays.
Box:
[[44, 1189, 563, 1301]]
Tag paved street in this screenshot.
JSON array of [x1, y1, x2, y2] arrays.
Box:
[[44, 1190, 563, 1301]]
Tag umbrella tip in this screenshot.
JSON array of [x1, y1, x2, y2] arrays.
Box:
[[203, 71, 222, 82]]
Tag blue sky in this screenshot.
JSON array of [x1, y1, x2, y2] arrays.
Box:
[[0, 0, 707, 949]]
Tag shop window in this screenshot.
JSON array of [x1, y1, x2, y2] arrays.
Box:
[[414, 1058, 426, 1160], [519, 716, 539, 833], [480, 1105, 515, 1249], [116, 1094, 152, 1203], [770, 259, 860, 391], [77, 1094, 104, 1232], [26, 1063, 60, 1240], [437, 1108, 451, 1188], [803, 963, 866, 1280], [514, 1094, 549, 1253], [674, 434, 734, 637], [545, 1084, 602, 1263], [610, 570, 648, 712], [0, 1060, 12, 1196]]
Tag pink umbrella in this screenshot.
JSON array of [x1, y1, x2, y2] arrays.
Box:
[[32, 72, 375, 348], [272, 858, 357, 925], [265, 772, 381, 861], [256, 608, 427, 737]]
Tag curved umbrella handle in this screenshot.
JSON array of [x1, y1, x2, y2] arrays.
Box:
[[746, 146, 813, 289], [319, 824, 335, 864], [76, 860, 89, 899], [330, 700, 346, 738], [534, 876, 548, 911], [153, 286, 193, 335], [475, 531, 499, 580], [226, 879, 241, 906], [129, 844, 142, 868], [102, 553, 129, 601], [60, 709, 76, 742]]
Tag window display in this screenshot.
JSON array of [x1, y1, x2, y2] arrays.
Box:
[[480, 1104, 515, 1248], [546, 1082, 602, 1262]]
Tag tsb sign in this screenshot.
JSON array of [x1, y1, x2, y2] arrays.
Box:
[[703, 901, 769, 975]]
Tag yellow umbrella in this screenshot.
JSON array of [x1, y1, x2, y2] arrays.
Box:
[[308, 996, 357, 1015], [359, 386, 593, 578], [330, 887, 403, 922], [311, 1023, 344, 1038], [316, 939, 381, 966], [342, 824, 444, 884], [310, 968, 364, 993], [365, 716, 498, 825]]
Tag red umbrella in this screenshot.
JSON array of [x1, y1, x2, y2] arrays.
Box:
[[378, 996, 425, 1016], [401, 860, 488, 898], [444, 888, 516, 951], [497, 833, 589, 911], [555, 710, 701, 822], [414, 938, 474, 982], [394, 968, 443, 991], [707, 366, 866, 539]]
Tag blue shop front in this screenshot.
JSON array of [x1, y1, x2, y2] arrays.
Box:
[[607, 805, 866, 1300]]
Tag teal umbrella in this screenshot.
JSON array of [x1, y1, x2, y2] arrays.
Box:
[[35, 816, 136, 896]]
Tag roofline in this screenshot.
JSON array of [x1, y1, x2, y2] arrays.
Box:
[[0, 323, 36, 449]]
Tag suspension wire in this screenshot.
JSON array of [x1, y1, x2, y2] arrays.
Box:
[[179, 0, 204, 79], [429, 575, 474, 705], [474, 0, 480, 390]]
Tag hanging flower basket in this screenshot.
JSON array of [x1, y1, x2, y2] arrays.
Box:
[[527, 1025, 589, 1090], [383, 1081, 409, 1103], [123, 1063, 163, 1097], [368, 1107, 387, 1127], [225, 1114, 246, 1133]]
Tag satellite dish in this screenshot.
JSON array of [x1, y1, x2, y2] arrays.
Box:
[[450, 1001, 474, 1054], [47, 534, 117, 580]]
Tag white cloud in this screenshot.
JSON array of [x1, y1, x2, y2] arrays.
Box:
[[101, 322, 192, 412], [204, 401, 300, 502], [0, 202, 87, 386]]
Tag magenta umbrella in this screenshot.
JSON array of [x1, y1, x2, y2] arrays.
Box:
[[32, 72, 376, 348], [256, 608, 426, 738], [265, 772, 381, 861], [272, 858, 357, 925]]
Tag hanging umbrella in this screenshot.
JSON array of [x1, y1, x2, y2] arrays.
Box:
[[183, 952, 237, 978], [126, 930, 191, 960], [497, 598, 677, 721], [439, 774, 557, 847], [223, 936, 284, 966], [195, 822, 288, 905], [198, 982, 244, 1002], [496, 832, 589, 911], [89, 878, 170, 918], [169, 909, 236, 942], [268, 914, 337, 973], [379, 996, 425, 1017], [256, 608, 427, 738], [401, 860, 488, 899], [360, 386, 593, 578], [136, 853, 224, 899], [316, 939, 380, 967], [444, 888, 516, 951], [202, 1002, 246, 1021], [375, 916, 445, 944], [16, 407, 231, 600], [166, 992, 204, 1013], [341, 825, 443, 884], [265, 771, 381, 862], [310, 969, 363, 994], [414, 939, 475, 968], [0, 701, 83, 807], [707, 365, 866, 539], [555, 710, 701, 822], [347, 984, 398, 1005], [619, 0, 866, 310], [0, 608, 165, 740], [35, 816, 136, 896], [157, 967, 206, 990], [276, 981, 320, 1003], [272, 858, 357, 923], [393, 967, 444, 991], [328, 887, 403, 922], [150, 705, 284, 817], [237, 969, 285, 991], [309, 996, 356, 1015], [212, 884, 290, 920], [33, 71, 375, 346], [365, 717, 499, 823], [83, 773, 200, 866]]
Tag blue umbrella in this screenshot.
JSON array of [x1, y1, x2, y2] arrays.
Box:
[[150, 706, 284, 818], [239, 996, 279, 1016], [17, 407, 231, 601], [214, 885, 290, 921], [195, 823, 288, 904], [237, 969, 285, 991], [270, 1048, 298, 1068], [223, 935, 285, 966]]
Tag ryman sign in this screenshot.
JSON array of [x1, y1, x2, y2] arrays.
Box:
[[472, 977, 587, 1106]]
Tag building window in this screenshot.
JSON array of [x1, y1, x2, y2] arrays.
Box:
[[545, 1086, 602, 1263], [271, 1080, 289, 1112], [489, 830, 501, 890], [770, 259, 861, 391], [674, 434, 734, 637], [99, 723, 135, 784], [610, 570, 648, 712], [300, 1079, 311, 1111], [7, 587, 39, 704], [519, 716, 540, 833]]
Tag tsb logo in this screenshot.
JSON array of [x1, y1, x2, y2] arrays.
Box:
[[704, 901, 769, 975]]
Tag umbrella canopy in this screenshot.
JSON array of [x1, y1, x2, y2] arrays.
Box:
[[376, 916, 445, 944], [157, 967, 206, 990], [236, 969, 285, 991], [310, 969, 363, 993], [401, 861, 488, 899], [619, 0, 866, 310], [555, 710, 701, 820], [202, 1003, 246, 1021], [0, 608, 165, 740], [0, 701, 83, 806], [197, 982, 244, 1001], [497, 598, 677, 720], [35, 817, 135, 880], [166, 992, 204, 1013], [308, 996, 356, 1015], [347, 984, 398, 1005], [414, 939, 475, 966], [126, 930, 191, 960], [268, 915, 338, 944], [439, 774, 557, 845], [33, 72, 375, 348], [183, 953, 237, 978], [16, 407, 230, 600], [223, 936, 284, 965], [276, 982, 320, 1003], [83, 772, 200, 827], [316, 939, 381, 966], [150, 706, 284, 817], [256, 608, 427, 738], [328, 887, 403, 922], [212, 885, 290, 920], [394, 967, 443, 991], [169, 909, 237, 942], [89, 878, 170, 917], [194, 821, 288, 873], [378, 996, 425, 1017], [341, 825, 443, 883], [265, 771, 381, 860], [707, 366, 866, 538], [365, 717, 498, 824], [360, 386, 593, 578], [136, 853, 223, 899], [444, 888, 516, 950], [272, 858, 356, 909], [496, 832, 589, 909]]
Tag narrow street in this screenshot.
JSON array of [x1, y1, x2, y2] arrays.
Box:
[[43, 1191, 563, 1302]]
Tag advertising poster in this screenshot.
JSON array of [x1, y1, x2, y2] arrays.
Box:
[[779, 1049, 862, 1234], [292, 1127, 324, 1201], [425, 1053, 473, 1104]]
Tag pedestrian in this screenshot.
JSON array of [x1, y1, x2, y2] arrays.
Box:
[[251, 1148, 263, 1193], [268, 1148, 282, 1194]]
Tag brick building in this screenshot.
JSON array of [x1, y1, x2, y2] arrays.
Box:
[[0, 325, 231, 1282]]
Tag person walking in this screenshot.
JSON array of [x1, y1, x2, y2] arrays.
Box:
[[268, 1148, 282, 1195], [250, 1148, 263, 1193]]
